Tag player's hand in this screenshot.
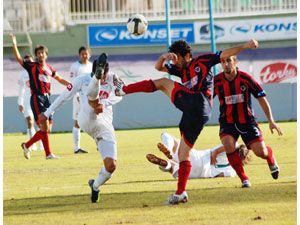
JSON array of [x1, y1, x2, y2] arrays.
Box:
[[162, 53, 178, 63], [38, 113, 48, 124], [18, 105, 24, 113], [244, 39, 259, 49], [210, 150, 218, 165], [10, 33, 17, 45], [269, 121, 283, 136], [94, 103, 104, 114]]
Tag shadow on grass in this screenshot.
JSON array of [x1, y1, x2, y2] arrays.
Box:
[[4, 181, 296, 216]]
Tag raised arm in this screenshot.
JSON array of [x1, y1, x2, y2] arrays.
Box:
[[257, 97, 283, 136], [10, 33, 23, 65], [220, 39, 259, 59], [155, 53, 178, 72]]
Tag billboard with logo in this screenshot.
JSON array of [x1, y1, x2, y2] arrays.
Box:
[[88, 23, 194, 47], [194, 16, 296, 43]]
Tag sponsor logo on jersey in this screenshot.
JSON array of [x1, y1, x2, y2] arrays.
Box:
[[99, 90, 109, 99], [260, 62, 297, 84], [225, 94, 244, 104], [38, 74, 51, 83], [183, 76, 198, 89]]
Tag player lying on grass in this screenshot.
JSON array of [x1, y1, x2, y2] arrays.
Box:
[[214, 55, 283, 188], [146, 132, 251, 179], [40, 53, 122, 203]]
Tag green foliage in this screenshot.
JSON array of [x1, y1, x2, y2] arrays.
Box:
[[4, 122, 296, 225]]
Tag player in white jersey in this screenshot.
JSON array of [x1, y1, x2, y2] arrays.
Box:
[[69, 46, 93, 154], [147, 132, 251, 179], [17, 55, 43, 151], [41, 53, 122, 203]]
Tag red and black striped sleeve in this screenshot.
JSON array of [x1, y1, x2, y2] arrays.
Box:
[[240, 72, 266, 98]]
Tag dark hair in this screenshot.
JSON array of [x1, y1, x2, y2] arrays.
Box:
[[34, 45, 48, 56], [23, 54, 33, 60], [78, 46, 91, 54], [169, 40, 192, 57]]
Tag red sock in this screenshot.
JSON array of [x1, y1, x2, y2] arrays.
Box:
[[123, 80, 157, 94], [266, 146, 275, 166], [40, 131, 51, 156], [25, 130, 42, 148], [227, 151, 248, 182], [176, 160, 191, 195]]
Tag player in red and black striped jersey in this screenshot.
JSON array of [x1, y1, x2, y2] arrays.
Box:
[[214, 56, 283, 188], [10, 33, 70, 160], [114, 39, 259, 204]]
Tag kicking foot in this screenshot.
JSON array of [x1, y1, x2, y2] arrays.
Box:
[[241, 179, 251, 188], [94, 53, 108, 79], [168, 191, 188, 205], [21, 143, 30, 160], [74, 148, 88, 154], [88, 179, 100, 203], [157, 143, 172, 159]]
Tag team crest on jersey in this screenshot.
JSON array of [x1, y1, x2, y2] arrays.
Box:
[[240, 85, 246, 92], [195, 66, 201, 73], [66, 83, 73, 91]]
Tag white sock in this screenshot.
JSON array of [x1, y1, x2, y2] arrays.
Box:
[[28, 127, 36, 138], [161, 132, 174, 151], [87, 76, 100, 101], [93, 167, 112, 191], [73, 127, 80, 151]]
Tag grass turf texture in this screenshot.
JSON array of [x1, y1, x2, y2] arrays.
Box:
[[4, 122, 296, 225]]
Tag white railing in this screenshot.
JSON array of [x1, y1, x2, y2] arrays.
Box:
[[3, 0, 297, 33]]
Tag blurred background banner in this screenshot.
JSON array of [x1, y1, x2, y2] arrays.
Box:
[[88, 23, 194, 47], [194, 16, 296, 43]]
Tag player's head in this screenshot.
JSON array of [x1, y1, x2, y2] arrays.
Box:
[[23, 54, 33, 63], [169, 40, 192, 69], [78, 46, 91, 64], [92, 53, 109, 79], [220, 56, 237, 75], [34, 45, 48, 63], [237, 144, 251, 165]]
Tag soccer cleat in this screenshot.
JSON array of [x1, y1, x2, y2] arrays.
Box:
[[114, 77, 126, 96], [94, 53, 108, 79], [241, 179, 251, 188], [269, 161, 280, 180], [157, 142, 173, 159], [21, 143, 31, 160], [168, 191, 188, 205], [74, 148, 88, 154], [88, 179, 100, 203], [146, 154, 168, 167], [46, 153, 60, 159]]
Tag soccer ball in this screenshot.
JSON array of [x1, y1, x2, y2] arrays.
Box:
[[126, 14, 148, 36]]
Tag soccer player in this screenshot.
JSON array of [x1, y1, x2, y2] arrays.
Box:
[[69, 46, 93, 154], [146, 132, 251, 179], [17, 54, 41, 151], [40, 53, 122, 203], [114, 39, 259, 204], [213, 55, 282, 188], [10, 33, 70, 160]]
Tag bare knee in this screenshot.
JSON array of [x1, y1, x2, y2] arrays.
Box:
[[104, 159, 117, 173], [26, 117, 34, 129], [74, 120, 80, 128]]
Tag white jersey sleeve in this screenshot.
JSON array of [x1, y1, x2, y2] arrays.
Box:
[[44, 77, 83, 118], [70, 62, 78, 79]]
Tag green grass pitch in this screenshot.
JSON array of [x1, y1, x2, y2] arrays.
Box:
[[4, 122, 296, 225]]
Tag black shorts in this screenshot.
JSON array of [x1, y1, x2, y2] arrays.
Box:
[[172, 82, 211, 147], [30, 94, 53, 124], [219, 121, 264, 148]]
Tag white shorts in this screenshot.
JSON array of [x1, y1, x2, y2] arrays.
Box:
[[78, 110, 117, 160], [72, 96, 80, 120], [23, 97, 33, 118]]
